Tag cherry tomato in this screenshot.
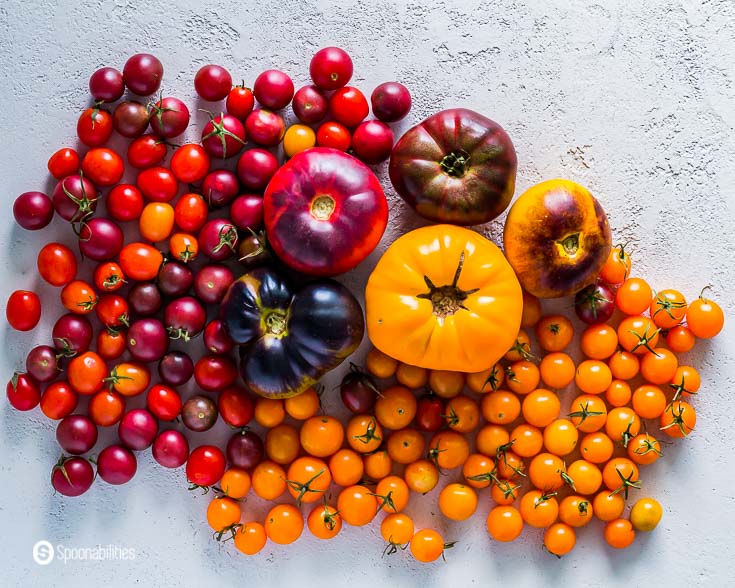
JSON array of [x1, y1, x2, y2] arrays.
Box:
[[67, 351, 107, 395], [300, 415, 345, 457], [218, 385, 254, 428], [226, 84, 255, 120], [604, 519, 635, 549], [251, 460, 287, 500], [519, 489, 559, 528], [536, 315, 574, 352], [687, 288, 725, 338], [284, 387, 320, 420], [81, 147, 124, 186], [580, 323, 618, 359], [328, 448, 364, 487], [544, 523, 577, 556], [48, 147, 80, 180], [386, 428, 425, 465], [264, 424, 300, 465], [170, 143, 210, 183], [253, 397, 285, 428], [77, 107, 113, 146], [127, 134, 167, 169], [666, 325, 696, 353], [329, 86, 369, 127], [310, 47, 353, 91], [88, 389, 126, 426], [139, 202, 175, 242], [37, 243, 77, 286], [286, 456, 332, 505], [438, 483, 478, 521], [7, 373, 41, 411], [381, 513, 414, 545], [265, 504, 303, 545], [106, 184, 144, 222], [351, 120, 394, 164], [428, 430, 470, 470], [599, 243, 631, 284], [186, 445, 226, 487], [119, 243, 163, 281], [283, 124, 316, 158], [615, 277, 652, 315], [630, 497, 663, 532], [521, 388, 560, 428], [40, 381, 78, 420], [559, 495, 593, 528], [137, 166, 178, 202], [660, 400, 696, 438], [316, 121, 351, 151], [510, 423, 544, 458], [575, 360, 612, 394], [568, 394, 607, 433], [428, 369, 466, 398], [486, 505, 523, 542], [219, 468, 251, 499], [650, 289, 687, 329], [346, 414, 383, 453], [404, 459, 439, 493], [207, 496, 241, 532], [539, 352, 576, 389], [528, 452, 565, 490], [415, 393, 445, 432], [640, 347, 678, 385], [337, 485, 377, 527], [6, 290, 41, 331], [593, 491, 625, 522], [307, 503, 342, 540], [375, 385, 416, 430], [194, 64, 232, 101], [234, 522, 266, 555], [61, 280, 98, 315], [580, 432, 614, 464]]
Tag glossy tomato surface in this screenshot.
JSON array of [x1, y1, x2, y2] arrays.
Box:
[[389, 108, 517, 225], [264, 147, 387, 276]]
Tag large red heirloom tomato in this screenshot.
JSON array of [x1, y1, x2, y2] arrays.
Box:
[[365, 224, 522, 373], [264, 147, 388, 276], [389, 108, 517, 226], [503, 179, 612, 298]]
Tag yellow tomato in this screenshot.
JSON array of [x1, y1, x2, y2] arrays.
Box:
[[365, 225, 522, 372], [283, 124, 316, 158], [630, 497, 663, 531]]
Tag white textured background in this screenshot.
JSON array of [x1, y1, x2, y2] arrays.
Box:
[[2, 0, 735, 586]]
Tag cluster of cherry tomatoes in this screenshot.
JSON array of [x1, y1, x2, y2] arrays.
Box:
[[4, 48, 410, 500]]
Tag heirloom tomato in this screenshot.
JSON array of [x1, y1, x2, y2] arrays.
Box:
[[365, 225, 522, 372]]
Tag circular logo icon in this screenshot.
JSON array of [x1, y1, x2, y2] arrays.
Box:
[[33, 540, 54, 566]]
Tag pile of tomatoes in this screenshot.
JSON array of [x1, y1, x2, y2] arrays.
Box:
[[3, 45, 726, 565]]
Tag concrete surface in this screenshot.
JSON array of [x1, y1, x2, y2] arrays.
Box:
[[1, 0, 735, 586]]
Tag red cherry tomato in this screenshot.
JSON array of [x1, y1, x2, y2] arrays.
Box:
[[187, 445, 226, 487], [316, 121, 351, 151], [6, 290, 41, 331], [93, 261, 126, 292], [106, 184, 144, 222], [40, 381, 79, 419], [351, 121, 394, 164], [218, 386, 254, 428], [174, 193, 209, 232], [77, 107, 113, 147], [37, 243, 78, 287], [329, 87, 369, 128], [128, 134, 167, 169], [170, 144, 211, 183], [137, 167, 179, 202], [7, 373, 41, 411], [81, 148, 124, 186], [226, 85, 255, 120], [147, 384, 182, 420], [310, 47, 353, 91], [48, 147, 80, 180], [119, 243, 164, 281]]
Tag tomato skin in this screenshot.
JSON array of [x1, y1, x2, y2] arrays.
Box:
[[7, 373, 41, 411], [77, 107, 113, 146], [139, 202, 175, 242], [93, 261, 126, 292], [96, 330, 126, 361], [136, 166, 179, 202], [127, 134, 167, 169], [119, 243, 164, 281], [6, 290, 41, 331], [40, 381, 78, 419], [487, 505, 524, 542], [81, 148, 124, 186], [687, 292, 725, 338], [88, 389, 126, 426], [174, 193, 209, 232], [67, 351, 107, 395], [186, 445, 226, 487], [107, 184, 144, 222], [234, 522, 267, 555], [170, 143, 210, 183], [37, 243, 77, 287], [226, 85, 255, 120], [310, 47, 353, 91], [409, 529, 447, 563], [283, 124, 317, 158], [316, 121, 351, 151], [218, 386, 254, 428], [329, 87, 369, 128], [604, 518, 635, 549], [265, 504, 304, 545], [61, 280, 98, 315], [48, 147, 80, 179], [146, 384, 181, 420]]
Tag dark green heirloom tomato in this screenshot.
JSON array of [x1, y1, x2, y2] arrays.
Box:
[[389, 108, 517, 226], [220, 266, 364, 399]]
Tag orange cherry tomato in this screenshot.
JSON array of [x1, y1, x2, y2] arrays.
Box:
[[631, 384, 667, 419], [381, 513, 414, 545], [528, 452, 565, 491], [444, 395, 480, 433], [346, 414, 383, 453], [337, 485, 377, 527], [615, 277, 652, 315], [61, 280, 98, 315], [605, 407, 641, 445], [139, 201, 174, 242], [409, 529, 449, 563], [374, 475, 410, 513], [284, 386, 320, 420], [404, 459, 439, 493], [579, 432, 615, 464], [660, 400, 696, 438], [251, 460, 287, 500], [386, 428, 425, 465], [286, 456, 331, 505], [608, 350, 640, 380], [428, 430, 470, 470], [593, 491, 625, 522], [265, 423, 300, 465], [395, 362, 429, 389], [264, 504, 303, 545], [496, 450, 525, 480], [544, 522, 576, 556], [520, 489, 559, 528], [510, 423, 544, 458], [535, 315, 574, 352], [520, 291, 542, 328], [119, 242, 164, 281], [580, 323, 618, 359], [575, 360, 612, 394], [559, 495, 593, 527], [88, 389, 125, 426], [566, 459, 602, 495], [669, 365, 701, 400], [481, 390, 521, 425], [253, 397, 285, 428], [462, 453, 495, 489], [363, 450, 392, 480], [617, 315, 660, 355], [539, 352, 575, 389], [604, 518, 635, 549], [505, 360, 540, 395], [568, 394, 607, 433], [650, 289, 687, 329], [486, 505, 523, 542], [438, 483, 478, 521], [207, 496, 241, 532], [169, 232, 199, 262], [599, 243, 631, 285], [301, 415, 345, 457], [219, 468, 251, 499], [490, 479, 522, 505], [329, 448, 364, 487], [67, 351, 107, 395], [627, 433, 662, 465], [640, 347, 678, 385], [283, 124, 317, 158], [543, 418, 579, 456], [428, 369, 465, 399], [605, 380, 632, 407], [475, 424, 510, 457], [602, 458, 639, 496], [307, 503, 342, 540], [365, 347, 398, 379], [666, 325, 696, 353], [106, 362, 150, 397], [374, 385, 416, 430], [466, 364, 504, 394], [522, 388, 561, 428], [234, 522, 267, 555], [504, 329, 533, 362], [686, 288, 724, 338]]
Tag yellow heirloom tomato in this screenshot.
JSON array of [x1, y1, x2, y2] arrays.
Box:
[[365, 225, 522, 372]]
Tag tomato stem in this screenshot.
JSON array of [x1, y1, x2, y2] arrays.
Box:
[[439, 150, 470, 177], [417, 251, 479, 319]]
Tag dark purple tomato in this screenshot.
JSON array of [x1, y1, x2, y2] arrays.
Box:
[[370, 82, 412, 122], [158, 351, 194, 386], [96, 444, 137, 484], [201, 169, 239, 208], [198, 219, 238, 261], [193, 264, 235, 305], [310, 47, 353, 91], [181, 395, 218, 432], [51, 456, 95, 497], [79, 218, 124, 260], [56, 414, 98, 455], [89, 67, 125, 102], [351, 120, 394, 164], [118, 408, 158, 450], [230, 194, 264, 231], [194, 354, 238, 392], [148, 96, 190, 138], [152, 429, 189, 468], [126, 318, 169, 362], [339, 365, 379, 414], [6, 372, 41, 411], [253, 69, 294, 110], [157, 261, 193, 297], [194, 64, 232, 101], [123, 53, 164, 96], [236, 232, 271, 270], [226, 429, 264, 469], [13, 191, 54, 230], [574, 281, 615, 325], [52, 174, 98, 222], [244, 109, 285, 146], [203, 319, 235, 354], [292, 85, 328, 124], [128, 282, 163, 317], [236, 148, 279, 190], [415, 393, 445, 432], [26, 345, 60, 383], [52, 314, 93, 355], [201, 113, 246, 159], [113, 101, 150, 138], [164, 296, 206, 341]]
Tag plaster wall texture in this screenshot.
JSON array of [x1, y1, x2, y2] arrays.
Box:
[[1, 0, 734, 586]]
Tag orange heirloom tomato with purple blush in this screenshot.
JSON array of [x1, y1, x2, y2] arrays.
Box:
[[503, 179, 612, 298], [364, 224, 523, 373]]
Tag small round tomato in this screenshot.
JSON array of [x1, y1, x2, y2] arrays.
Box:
[[404, 459, 439, 493], [48, 147, 80, 180], [6, 290, 41, 331], [599, 243, 631, 285], [219, 468, 251, 499], [88, 389, 125, 426], [481, 390, 521, 425], [606, 380, 633, 408], [631, 384, 667, 419], [137, 166, 178, 202], [128, 134, 167, 169], [119, 243, 164, 281], [93, 261, 126, 292], [329, 86, 369, 127], [284, 387, 320, 420], [283, 124, 316, 158], [504, 329, 532, 362], [374, 385, 416, 430], [428, 369, 466, 399], [462, 453, 495, 489], [365, 347, 398, 379], [476, 424, 510, 457], [487, 506, 523, 542], [234, 522, 266, 555], [519, 489, 559, 528], [593, 491, 625, 522], [61, 280, 97, 315], [168, 232, 199, 263], [539, 352, 575, 389], [567, 394, 607, 433], [396, 362, 429, 389], [174, 193, 209, 233], [307, 503, 342, 540], [605, 407, 641, 445], [650, 289, 687, 328], [443, 395, 480, 433], [77, 107, 113, 146], [374, 475, 410, 513], [506, 361, 540, 395], [218, 386, 254, 428], [686, 288, 724, 338], [640, 347, 678, 385], [409, 529, 450, 563], [544, 523, 577, 556], [227, 84, 255, 119], [40, 381, 78, 420], [107, 362, 150, 397], [95, 294, 129, 329], [666, 325, 696, 353], [251, 460, 287, 500], [337, 485, 377, 527], [300, 415, 345, 457], [146, 384, 182, 421], [566, 459, 602, 495], [528, 452, 565, 491], [615, 277, 652, 315], [559, 495, 593, 528], [386, 428, 425, 464], [660, 400, 696, 438], [316, 121, 351, 151], [521, 388, 560, 428], [627, 433, 662, 465], [520, 291, 542, 328], [346, 414, 383, 453], [580, 323, 618, 359], [81, 148, 124, 186], [605, 518, 636, 549], [381, 513, 414, 545], [265, 504, 303, 545], [579, 432, 615, 464], [428, 430, 470, 470], [67, 351, 107, 395], [253, 397, 285, 428], [329, 448, 364, 487], [139, 202, 175, 242], [602, 458, 639, 497], [466, 364, 504, 394], [575, 360, 612, 395], [439, 483, 478, 521], [265, 424, 300, 465], [608, 350, 640, 380], [670, 365, 701, 400], [186, 445, 226, 487], [107, 184, 145, 222], [510, 424, 544, 458], [490, 479, 522, 505], [206, 497, 241, 532], [170, 143, 210, 183], [630, 497, 663, 532], [7, 373, 41, 411], [363, 450, 392, 481], [414, 393, 445, 432], [286, 457, 331, 505], [536, 315, 574, 352], [38, 242, 77, 286]]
